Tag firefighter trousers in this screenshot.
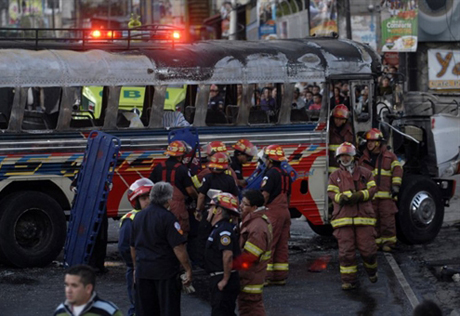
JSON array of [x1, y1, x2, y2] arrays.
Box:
[[266, 209, 290, 282], [209, 273, 240, 316], [333, 225, 378, 284], [238, 292, 266, 316], [373, 199, 397, 248]]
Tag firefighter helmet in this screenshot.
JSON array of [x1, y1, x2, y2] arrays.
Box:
[[233, 139, 257, 158], [335, 142, 356, 158], [332, 104, 349, 119], [365, 128, 384, 141], [264, 144, 287, 162], [205, 141, 227, 156], [208, 152, 229, 170], [165, 140, 191, 156], [127, 178, 154, 208], [210, 192, 240, 216]]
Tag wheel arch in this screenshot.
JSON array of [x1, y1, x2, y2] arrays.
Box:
[[0, 180, 71, 213]]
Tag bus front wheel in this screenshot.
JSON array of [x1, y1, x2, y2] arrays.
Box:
[[396, 174, 444, 244], [0, 191, 66, 267]]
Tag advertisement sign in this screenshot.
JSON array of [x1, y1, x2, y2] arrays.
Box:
[[9, 0, 43, 25], [428, 49, 460, 90], [380, 0, 418, 52], [351, 15, 377, 51], [258, 0, 277, 39], [309, 0, 337, 36]]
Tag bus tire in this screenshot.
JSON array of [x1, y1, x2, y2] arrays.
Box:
[[396, 174, 444, 244], [0, 191, 66, 267], [307, 221, 333, 236]]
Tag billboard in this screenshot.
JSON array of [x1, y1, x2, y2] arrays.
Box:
[[351, 15, 377, 51], [309, 0, 337, 36], [258, 0, 277, 39], [380, 0, 418, 52], [428, 49, 460, 90]]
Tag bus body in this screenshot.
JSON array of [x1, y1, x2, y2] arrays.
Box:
[[0, 36, 455, 267]]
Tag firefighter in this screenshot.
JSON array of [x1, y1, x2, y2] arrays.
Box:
[[358, 128, 403, 252], [231, 139, 257, 188], [260, 144, 291, 286], [234, 189, 273, 316], [197, 152, 239, 213], [192, 141, 238, 188], [118, 178, 154, 316], [327, 142, 378, 290], [149, 140, 198, 236], [204, 192, 241, 316], [329, 104, 354, 174]]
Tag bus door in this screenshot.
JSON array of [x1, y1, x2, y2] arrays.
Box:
[[350, 80, 374, 141]]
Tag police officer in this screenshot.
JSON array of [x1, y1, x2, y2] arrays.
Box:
[[230, 139, 257, 188], [329, 104, 354, 174], [149, 140, 198, 236], [358, 128, 403, 252], [118, 178, 154, 316], [204, 192, 241, 316], [234, 189, 272, 316], [260, 145, 291, 286], [130, 182, 192, 316], [327, 142, 378, 290]]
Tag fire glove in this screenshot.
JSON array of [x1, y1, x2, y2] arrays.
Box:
[[392, 185, 400, 199], [338, 194, 350, 206], [348, 191, 363, 205]]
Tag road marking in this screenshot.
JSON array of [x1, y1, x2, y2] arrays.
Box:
[[384, 252, 420, 309]]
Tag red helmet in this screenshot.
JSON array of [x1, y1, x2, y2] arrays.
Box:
[[335, 142, 356, 158], [165, 140, 191, 156], [332, 104, 349, 119], [127, 178, 154, 208], [365, 128, 384, 141], [264, 144, 287, 162], [210, 192, 240, 216], [208, 152, 229, 170], [205, 141, 227, 156], [233, 139, 257, 157]]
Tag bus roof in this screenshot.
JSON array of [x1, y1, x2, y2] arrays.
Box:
[[0, 38, 381, 88]]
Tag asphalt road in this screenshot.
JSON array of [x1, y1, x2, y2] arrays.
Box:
[[1, 177, 459, 315]]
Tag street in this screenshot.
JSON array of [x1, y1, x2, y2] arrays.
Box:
[[1, 178, 459, 315]]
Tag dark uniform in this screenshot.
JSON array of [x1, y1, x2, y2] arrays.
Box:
[[230, 158, 244, 183], [193, 172, 239, 267], [261, 167, 291, 284], [131, 202, 186, 316], [150, 157, 194, 234], [205, 220, 241, 316], [118, 209, 140, 316]]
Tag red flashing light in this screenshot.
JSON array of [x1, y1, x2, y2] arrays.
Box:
[[172, 31, 181, 40], [92, 30, 102, 38], [241, 262, 249, 270]]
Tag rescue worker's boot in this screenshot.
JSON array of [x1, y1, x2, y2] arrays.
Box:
[[341, 282, 358, 290], [369, 272, 378, 283], [382, 245, 392, 252]]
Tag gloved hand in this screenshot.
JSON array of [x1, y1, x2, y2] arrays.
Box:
[[391, 185, 400, 199], [338, 194, 350, 206], [348, 191, 363, 205]]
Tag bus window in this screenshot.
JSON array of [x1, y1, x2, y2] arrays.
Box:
[[206, 84, 228, 125], [250, 84, 283, 124], [0, 88, 14, 129], [22, 87, 61, 130]]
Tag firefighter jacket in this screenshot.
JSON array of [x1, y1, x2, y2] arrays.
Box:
[[358, 145, 403, 200], [328, 120, 354, 173], [192, 167, 238, 189], [238, 207, 273, 294], [327, 164, 377, 229]]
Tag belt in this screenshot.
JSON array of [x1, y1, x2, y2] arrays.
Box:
[[209, 270, 236, 277]]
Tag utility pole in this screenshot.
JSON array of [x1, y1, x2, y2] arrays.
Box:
[[229, 0, 237, 40], [344, 0, 352, 39]]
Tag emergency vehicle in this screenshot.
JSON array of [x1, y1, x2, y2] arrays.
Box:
[[0, 27, 457, 267]]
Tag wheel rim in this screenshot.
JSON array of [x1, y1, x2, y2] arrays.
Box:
[[409, 191, 436, 227], [14, 208, 52, 250]]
